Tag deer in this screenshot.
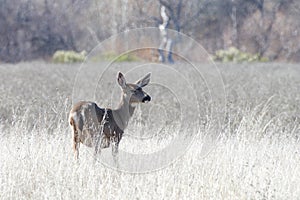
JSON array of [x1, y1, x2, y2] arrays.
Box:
[[69, 72, 151, 160]]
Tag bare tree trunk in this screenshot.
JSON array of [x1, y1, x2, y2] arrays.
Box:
[[231, 0, 238, 47], [258, 2, 281, 56], [111, 0, 118, 50], [121, 0, 128, 50], [158, 6, 174, 63]]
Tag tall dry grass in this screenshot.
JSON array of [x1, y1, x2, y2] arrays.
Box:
[[0, 62, 299, 199]]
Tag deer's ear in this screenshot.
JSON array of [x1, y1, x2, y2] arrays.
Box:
[[117, 72, 126, 89], [135, 73, 151, 87]]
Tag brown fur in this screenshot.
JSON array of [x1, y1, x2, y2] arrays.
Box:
[[69, 72, 151, 160]]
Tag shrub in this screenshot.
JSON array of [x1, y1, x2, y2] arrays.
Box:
[[213, 47, 269, 63], [52, 50, 86, 63], [99, 52, 139, 62]]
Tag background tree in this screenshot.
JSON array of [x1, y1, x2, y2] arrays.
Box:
[[0, 0, 300, 62]]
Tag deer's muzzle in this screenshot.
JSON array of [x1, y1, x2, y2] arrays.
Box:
[[142, 95, 151, 102]]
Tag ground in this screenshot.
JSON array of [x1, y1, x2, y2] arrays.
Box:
[[0, 61, 299, 199]]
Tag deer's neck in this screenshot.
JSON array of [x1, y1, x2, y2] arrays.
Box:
[[113, 94, 135, 130]]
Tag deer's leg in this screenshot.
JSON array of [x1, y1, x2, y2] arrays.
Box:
[[112, 132, 121, 154], [73, 130, 80, 160], [111, 135, 120, 167], [70, 117, 80, 160], [94, 132, 102, 157], [111, 140, 119, 156]]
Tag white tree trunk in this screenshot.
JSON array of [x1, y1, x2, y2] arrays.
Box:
[[158, 6, 174, 63]]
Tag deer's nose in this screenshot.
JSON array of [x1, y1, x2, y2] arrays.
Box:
[[142, 95, 151, 102]]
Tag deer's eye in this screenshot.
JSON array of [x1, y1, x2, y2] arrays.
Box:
[[131, 87, 141, 93]]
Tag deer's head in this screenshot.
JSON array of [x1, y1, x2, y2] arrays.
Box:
[[117, 72, 151, 104]]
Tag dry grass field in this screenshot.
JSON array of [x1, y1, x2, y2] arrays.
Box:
[[0, 61, 300, 199]]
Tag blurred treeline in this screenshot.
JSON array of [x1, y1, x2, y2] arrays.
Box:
[[0, 0, 299, 63]]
